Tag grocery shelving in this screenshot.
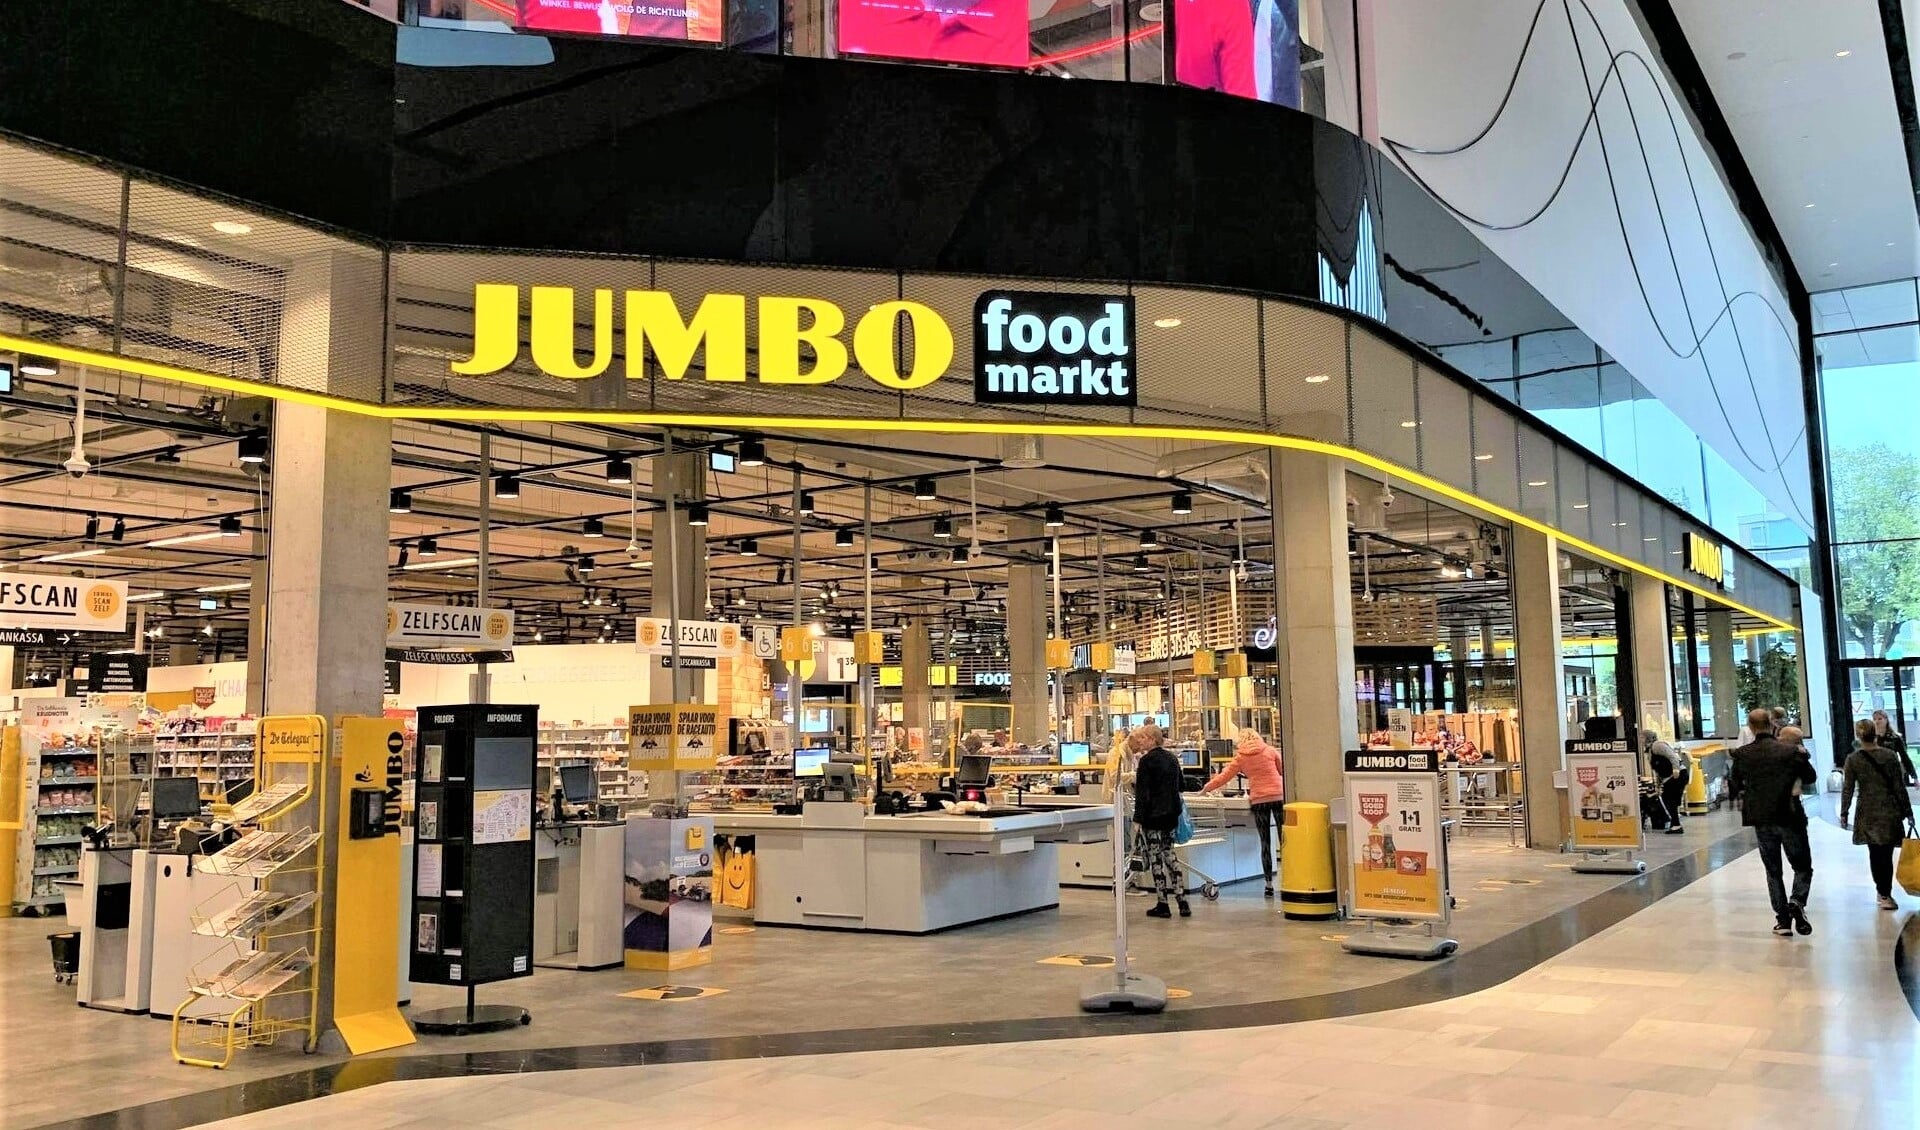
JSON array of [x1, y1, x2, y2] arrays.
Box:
[[537, 721, 641, 809], [153, 718, 257, 802], [15, 732, 101, 910]]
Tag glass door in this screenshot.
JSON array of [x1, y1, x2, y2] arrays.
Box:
[[1841, 661, 1920, 746]]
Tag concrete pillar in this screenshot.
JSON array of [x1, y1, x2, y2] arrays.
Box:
[[1629, 573, 1673, 738], [901, 618, 931, 738], [245, 555, 269, 714], [1268, 450, 1357, 806], [166, 643, 200, 666], [1005, 518, 1049, 745], [259, 248, 389, 1042], [1511, 527, 1566, 850], [1706, 609, 1739, 737], [648, 451, 708, 709]]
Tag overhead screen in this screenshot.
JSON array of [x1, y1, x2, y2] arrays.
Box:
[[1173, 0, 1300, 107], [518, 0, 724, 43], [838, 0, 1030, 67]]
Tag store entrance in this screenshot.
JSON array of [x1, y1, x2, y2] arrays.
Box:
[[1841, 660, 1920, 745]]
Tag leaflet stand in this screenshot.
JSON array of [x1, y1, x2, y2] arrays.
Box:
[[1340, 749, 1459, 961], [1080, 776, 1166, 1012], [1566, 740, 1647, 874]]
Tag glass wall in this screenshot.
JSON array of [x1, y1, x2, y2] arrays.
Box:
[[1815, 280, 1920, 660]]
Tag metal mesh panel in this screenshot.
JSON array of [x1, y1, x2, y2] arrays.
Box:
[[1261, 300, 1347, 444], [1128, 286, 1263, 430], [1348, 326, 1418, 468], [1418, 362, 1474, 497], [0, 143, 132, 366]]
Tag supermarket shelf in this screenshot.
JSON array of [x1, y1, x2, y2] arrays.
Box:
[[24, 894, 67, 907], [38, 749, 98, 758], [38, 776, 97, 787], [36, 806, 95, 816], [33, 866, 79, 877], [35, 836, 84, 846]]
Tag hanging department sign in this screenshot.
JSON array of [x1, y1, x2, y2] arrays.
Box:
[[635, 617, 743, 670], [627, 704, 719, 772], [1566, 740, 1641, 851], [1343, 750, 1444, 921], [386, 603, 514, 651], [0, 571, 127, 633]]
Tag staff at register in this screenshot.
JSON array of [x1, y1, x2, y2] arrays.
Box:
[[1200, 730, 1286, 897]]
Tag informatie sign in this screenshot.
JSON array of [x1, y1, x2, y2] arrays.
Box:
[[1566, 741, 1642, 851], [386, 603, 513, 651], [0, 571, 127, 633], [1343, 749, 1445, 921]]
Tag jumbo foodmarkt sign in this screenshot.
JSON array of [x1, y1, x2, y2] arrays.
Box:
[[449, 283, 1138, 409], [0, 571, 127, 633]]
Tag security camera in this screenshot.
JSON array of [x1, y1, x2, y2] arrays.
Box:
[[63, 451, 91, 478]]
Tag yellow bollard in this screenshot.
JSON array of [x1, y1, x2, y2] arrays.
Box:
[[1279, 801, 1338, 920]]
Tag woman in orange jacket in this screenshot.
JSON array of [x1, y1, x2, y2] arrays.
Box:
[[1202, 730, 1285, 896]]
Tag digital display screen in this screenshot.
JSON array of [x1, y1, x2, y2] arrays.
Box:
[[1059, 742, 1091, 766], [0, 360, 13, 395], [709, 450, 737, 473], [838, 0, 1029, 68], [1179, 749, 1203, 768], [518, 0, 723, 43], [794, 748, 831, 777], [1174, 0, 1300, 108]]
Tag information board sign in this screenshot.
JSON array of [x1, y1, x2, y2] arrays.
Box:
[[1343, 749, 1445, 921], [1566, 740, 1642, 852]]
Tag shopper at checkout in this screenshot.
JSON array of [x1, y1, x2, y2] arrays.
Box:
[[1130, 724, 1190, 919], [1199, 730, 1285, 897]]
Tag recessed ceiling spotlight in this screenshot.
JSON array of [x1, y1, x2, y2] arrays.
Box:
[[1153, 317, 1183, 329], [1305, 374, 1331, 384], [212, 220, 254, 235], [1836, 49, 1851, 57]]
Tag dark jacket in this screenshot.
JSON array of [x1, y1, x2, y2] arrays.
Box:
[[1728, 734, 1816, 827], [1133, 747, 1184, 832], [1867, 728, 1919, 783], [1842, 746, 1914, 846]]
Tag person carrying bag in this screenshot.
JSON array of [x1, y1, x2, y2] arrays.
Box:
[[1840, 719, 1917, 909]]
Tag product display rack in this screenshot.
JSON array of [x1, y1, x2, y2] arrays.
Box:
[[153, 718, 257, 802], [688, 718, 793, 810], [14, 730, 100, 910], [536, 721, 639, 809], [171, 717, 326, 1069]]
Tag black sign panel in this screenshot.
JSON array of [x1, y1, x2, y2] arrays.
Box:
[[383, 659, 402, 695], [1344, 749, 1436, 772], [973, 290, 1136, 407], [385, 648, 514, 665], [85, 653, 150, 693], [1566, 739, 1630, 754], [0, 627, 51, 646]]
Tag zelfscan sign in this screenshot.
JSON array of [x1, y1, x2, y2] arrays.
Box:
[[973, 291, 1137, 407]]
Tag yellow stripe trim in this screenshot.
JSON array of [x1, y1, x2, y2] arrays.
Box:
[[6, 333, 1795, 632]]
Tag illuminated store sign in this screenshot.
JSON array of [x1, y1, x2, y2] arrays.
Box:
[[973, 291, 1136, 407], [453, 284, 952, 390], [0, 571, 126, 633], [1683, 533, 1725, 588]]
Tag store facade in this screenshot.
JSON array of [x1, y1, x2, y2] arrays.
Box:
[[0, 0, 1809, 1053]]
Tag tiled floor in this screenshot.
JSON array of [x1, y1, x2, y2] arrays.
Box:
[[186, 814, 1920, 1129], [1, 814, 1739, 1129]]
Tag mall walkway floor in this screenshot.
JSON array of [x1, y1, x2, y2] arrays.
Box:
[[194, 815, 1919, 1130]]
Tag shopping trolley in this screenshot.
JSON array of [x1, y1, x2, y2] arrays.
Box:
[[1124, 798, 1228, 901]]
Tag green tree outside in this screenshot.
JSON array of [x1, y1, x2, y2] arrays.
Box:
[[1831, 442, 1920, 657]]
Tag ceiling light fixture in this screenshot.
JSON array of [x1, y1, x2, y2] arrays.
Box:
[[1044, 503, 1066, 528], [495, 472, 521, 499], [686, 502, 710, 527], [389, 488, 412, 514], [1572, 502, 1589, 509], [583, 516, 605, 538], [606, 457, 633, 485], [1139, 529, 1160, 549], [1154, 317, 1183, 328], [1474, 453, 1494, 462], [799, 490, 815, 516], [835, 526, 855, 548], [127, 591, 167, 602], [20, 355, 57, 376], [84, 514, 100, 541], [738, 436, 767, 467], [914, 476, 938, 500], [194, 581, 252, 594], [212, 220, 254, 235], [1133, 554, 1150, 572], [35, 548, 106, 564], [578, 554, 596, 574], [109, 517, 126, 542], [418, 536, 439, 556], [740, 538, 759, 557], [952, 544, 970, 564], [395, 543, 410, 569], [932, 515, 953, 539], [1170, 491, 1193, 514], [1399, 420, 1417, 429], [1527, 480, 1548, 488], [236, 432, 268, 464], [401, 555, 478, 572], [218, 516, 243, 537]]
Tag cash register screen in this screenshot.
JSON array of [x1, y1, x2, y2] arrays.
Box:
[[1179, 749, 1204, 768], [794, 748, 831, 777], [151, 775, 201, 819], [1059, 742, 1091, 766], [559, 763, 595, 803]]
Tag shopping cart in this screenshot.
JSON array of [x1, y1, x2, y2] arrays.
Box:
[[48, 931, 79, 984], [1124, 799, 1228, 901]]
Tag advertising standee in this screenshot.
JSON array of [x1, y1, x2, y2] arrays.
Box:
[[1340, 750, 1457, 960], [1566, 740, 1647, 874]]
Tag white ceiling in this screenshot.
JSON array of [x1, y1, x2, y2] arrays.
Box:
[[1675, 0, 1920, 291]]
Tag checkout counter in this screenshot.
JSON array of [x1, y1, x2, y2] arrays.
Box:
[[1023, 792, 1272, 892], [533, 821, 624, 969], [715, 803, 1113, 933]]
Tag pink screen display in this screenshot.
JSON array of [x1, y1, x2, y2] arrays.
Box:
[[838, 0, 1030, 68], [519, 0, 723, 43]]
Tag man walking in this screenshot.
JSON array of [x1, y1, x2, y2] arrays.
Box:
[[1729, 708, 1817, 937]]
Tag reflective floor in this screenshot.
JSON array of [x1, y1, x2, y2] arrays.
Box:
[[11, 809, 1915, 1128], [185, 814, 1919, 1129]]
